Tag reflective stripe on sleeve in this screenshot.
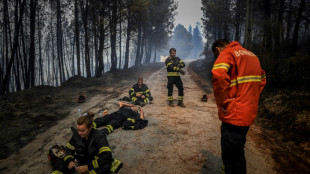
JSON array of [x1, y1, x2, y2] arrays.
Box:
[[212, 63, 230, 71], [98, 146, 111, 154], [92, 159, 99, 169], [66, 142, 75, 150], [127, 118, 135, 123], [166, 62, 172, 67], [51, 170, 63, 174], [88, 170, 96, 174], [110, 159, 122, 173], [64, 155, 74, 162]]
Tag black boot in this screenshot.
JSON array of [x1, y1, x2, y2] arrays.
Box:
[[178, 101, 185, 108]]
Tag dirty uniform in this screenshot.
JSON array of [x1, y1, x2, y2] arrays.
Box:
[[165, 56, 185, 102], [65, 128, 121, 174], [129, 84, 153, 104], [212, 41, 266, 174], [93, 107, 148, 134]]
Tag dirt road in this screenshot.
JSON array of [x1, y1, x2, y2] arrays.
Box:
[[0, 61, 276, 173]]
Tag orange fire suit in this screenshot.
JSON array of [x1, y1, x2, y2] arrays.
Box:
[[212, 41, 266, 127]]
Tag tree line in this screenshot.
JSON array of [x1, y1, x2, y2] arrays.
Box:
[[171, 23, 204, 59], [0, 0, 177, 94], [201, 0, 310, 84]]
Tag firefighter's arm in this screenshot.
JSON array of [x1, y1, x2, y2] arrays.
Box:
[[129, 87, 136, 97], [88, 136, 113, 173], [144, 85, 151, 98], [177, 59, 185, 68], [165, 58, 179, 71], [211, 54, 232, 107], [260, 69, 266, 93], [64, 138, 76, 169]]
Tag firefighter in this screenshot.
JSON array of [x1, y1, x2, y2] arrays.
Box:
[[93, 102, 148, 135], [165, 48, 186, 107], [211, 39, 266, 174], [129, 77, 153, 106], [51, 115, 123, 174]]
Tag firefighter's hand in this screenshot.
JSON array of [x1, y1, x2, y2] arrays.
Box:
[[136, 93, 141, 97], [75, 165, 88, 173], [103, 110, 108, 116], [141, 95, 146, 99], [179, 69, 186, 75], [68, 161, 76, 169]]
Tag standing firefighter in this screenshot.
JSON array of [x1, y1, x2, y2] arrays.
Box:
[[211, 39, 266, 174], [165, 48, 186, 107]]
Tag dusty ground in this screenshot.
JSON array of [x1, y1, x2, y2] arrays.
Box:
[[0, 60, 284, 174]]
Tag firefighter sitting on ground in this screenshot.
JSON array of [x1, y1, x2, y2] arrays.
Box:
[[129, 77, 153, 106], [51, 114, 123, 174], [92, 102, 148, 135]]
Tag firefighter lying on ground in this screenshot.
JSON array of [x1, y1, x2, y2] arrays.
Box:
[[51, 114, 123, 174], [129, 77, 153, 107], [92, 102, 148, 135]]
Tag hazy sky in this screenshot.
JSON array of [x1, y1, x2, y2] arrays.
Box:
[[174, 0, 204, 30]]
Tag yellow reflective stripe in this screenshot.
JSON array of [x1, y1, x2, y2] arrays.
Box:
[[168, 72, 180, 76], [110, 159, 122, 173], [127, 118, 135, 123], [166, 62, 172, 67], [130, 88, 135, 92], [66, 142, 75, 150], [99, 146, 111, 154], [178, 96, 183, 100], [230, 75, 262, 87], [92, 159, 99, 169], [145, 89, 150, 93], [179, 60, 183, 63], [51, 170, 63, 174], [132, 97, 137, 101], [92, 122, 97, 129], [88, 170, 96, 174], [168, 96, 173, 100], [212, 63, 230, 71], [104, 125, 114, 133], [130, 126, 134, 129], [64, 155, 74, 161], [107, 125, 114, 131], [173, 67, 180, 71]]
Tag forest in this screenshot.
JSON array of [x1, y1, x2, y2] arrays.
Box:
[[201, 0, 310, 86], [0, 0, 179, 94]]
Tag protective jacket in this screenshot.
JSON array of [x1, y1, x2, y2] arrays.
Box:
[[212, 41, 266, 127], [129, 84, 152, 104], [64, 128, 122, 173], [93, 107, 148, 134], [165, 56, 185, 76]]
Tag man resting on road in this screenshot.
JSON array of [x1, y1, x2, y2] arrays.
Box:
[[92, 102, 148, 135], [129, 77, 153, 107]]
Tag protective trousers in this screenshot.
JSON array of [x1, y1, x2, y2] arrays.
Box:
[[221, 122, 249, 174], [167, 76, 183, 101], [94, 112, 126, 134]]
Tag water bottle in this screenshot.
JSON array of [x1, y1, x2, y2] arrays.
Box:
[[78, 108, 82, 116]]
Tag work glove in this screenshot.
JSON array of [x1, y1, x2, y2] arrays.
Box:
[[179, 69, 186, 75]]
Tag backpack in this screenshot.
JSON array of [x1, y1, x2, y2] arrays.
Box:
[[47, 145, 66, 166]]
